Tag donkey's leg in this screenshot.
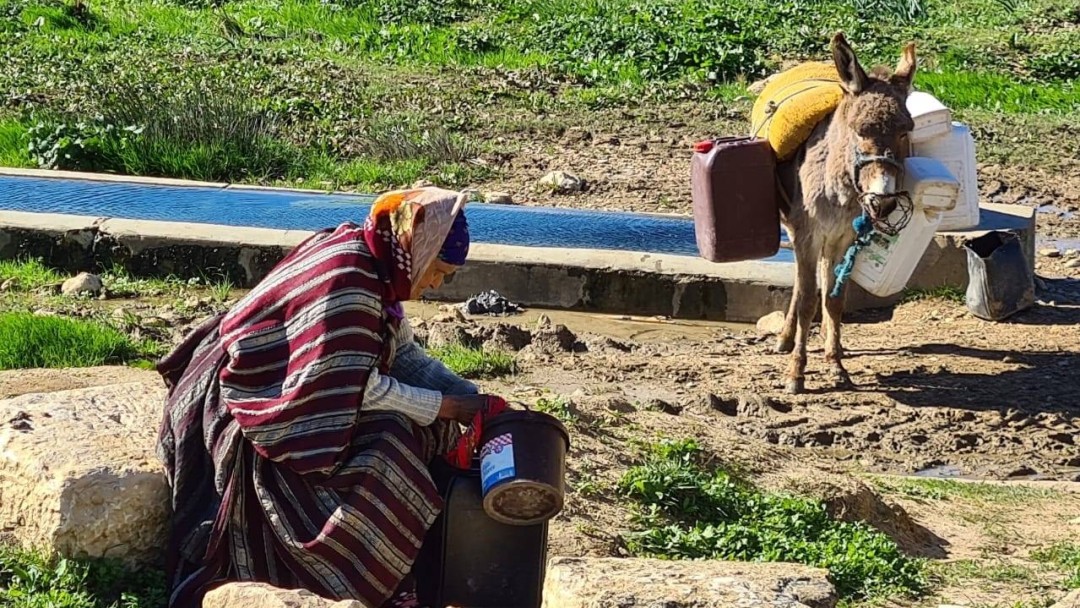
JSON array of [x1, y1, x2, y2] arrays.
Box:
[[775, 276, 798, 354], [819, 242, 853, 388], [775, 224, 799, 354], [785, 244, 819, 394]]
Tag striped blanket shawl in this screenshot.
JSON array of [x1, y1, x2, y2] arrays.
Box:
[[156, 223, 454, 608]]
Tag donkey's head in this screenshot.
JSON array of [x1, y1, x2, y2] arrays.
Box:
[[831, 32, 917, 228]]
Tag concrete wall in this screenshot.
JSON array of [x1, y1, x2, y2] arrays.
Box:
[[0, 202, 1035, 323]]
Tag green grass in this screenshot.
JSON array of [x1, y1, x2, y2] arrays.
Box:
[[533, 395, 577, 423], [619, 439, 927, 601], [428, 343, 517, 379], [0, 0, 1076, 188], [916, 71, 1080, 114], [899, 285, 966, 304], [934, 559, 1041, 586], [0, 119, 33, 168], [0, 312, 155, 370], [870, 476, 1058, 503], [0, 259, 65, 292], [0, 545, 166, 608], [1032, 543, 1080, 588]]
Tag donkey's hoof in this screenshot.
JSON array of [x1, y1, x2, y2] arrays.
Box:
[[773, 336, 795, 354], [784, 378, 805, 395], [831, 370, 854, 389]]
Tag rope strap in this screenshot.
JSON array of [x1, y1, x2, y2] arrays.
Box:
[[830, 212, 875, 299]]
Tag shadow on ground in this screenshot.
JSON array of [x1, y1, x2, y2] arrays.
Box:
[[876, 342, 1079, 412]]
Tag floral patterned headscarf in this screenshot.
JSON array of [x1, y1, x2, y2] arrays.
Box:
[[362, 187, 471, 308]]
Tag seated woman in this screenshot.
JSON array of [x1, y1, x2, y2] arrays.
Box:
[[156, 187, 494, 608]]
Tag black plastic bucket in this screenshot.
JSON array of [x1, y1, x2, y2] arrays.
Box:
[[479, 410, 570, 526], [963, 230, 1035, 321]]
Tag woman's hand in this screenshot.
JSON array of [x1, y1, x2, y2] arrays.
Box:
[[437, 394, 490, 424]]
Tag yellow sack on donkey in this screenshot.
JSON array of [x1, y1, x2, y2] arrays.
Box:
[[750, 62, 844, 162]]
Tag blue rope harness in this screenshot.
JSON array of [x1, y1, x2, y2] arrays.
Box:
[[830, 212, 875, 299]]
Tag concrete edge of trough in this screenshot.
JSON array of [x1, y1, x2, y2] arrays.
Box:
[[0, 165, 1037, 322]]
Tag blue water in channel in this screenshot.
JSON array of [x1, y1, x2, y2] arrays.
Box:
[[0, 175, 792, 261]]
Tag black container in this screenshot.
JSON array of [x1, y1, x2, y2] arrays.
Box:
[[479, 410, 571, 526], [964, 230, 1035, 321], [414, 457, 549, 608]]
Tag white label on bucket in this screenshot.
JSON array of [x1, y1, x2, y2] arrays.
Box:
[[480, 433, 515, 495]]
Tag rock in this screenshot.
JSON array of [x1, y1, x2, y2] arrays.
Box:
[[1040, 247, 1062, 258], [484, 191, 515, 205], [411, 179, 434, 188], [480, 323, 532, 351], [0, 278, 18, 292], [203, 583, 363, 608], [0, 383, 169, 564], [1064, 249, 1080, 258], [647, 399, 681, 415], [541, 557, 836, 608], [61, 272, 103, 297], [425, 323, 480, 350], [1065, 258, 1080, 269], [532, 323, 580, 353], [756, 311, 786, 336], [539, 171, 585, 194], [1050, 589, 1080, 608], [432, 308, 467, 324]]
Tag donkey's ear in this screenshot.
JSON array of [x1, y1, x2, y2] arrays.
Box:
[[831, 32, 868, 95], [891, 42, 917, 92]]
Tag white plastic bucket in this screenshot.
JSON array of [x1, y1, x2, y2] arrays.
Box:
[[912, 122, 981, 231], [851, 157, 959, 297], [906, 91, 952, 143]]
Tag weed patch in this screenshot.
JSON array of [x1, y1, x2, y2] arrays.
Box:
[[428, 343, 516, 379], [0, 259, 64, 292], [0, 312, 154, 370], [0, 545, 166, 608], [1032, 543, 1080, 588], [619, 439, 927, 601], [900, 286, 966, 304], [534, 395, 576, 423], [871, 477, 1058, 503]]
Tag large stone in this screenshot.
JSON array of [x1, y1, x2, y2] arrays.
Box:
[[61, 271, 103, 297], [540, 557, 837, 608], [756, 311, 786, 336], [203, 583, 364, 608], [0, 382, 169, 564], [1052, 590, 1080, 608]]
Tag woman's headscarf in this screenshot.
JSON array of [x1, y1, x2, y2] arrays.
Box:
[[362, 186, 472, 311]]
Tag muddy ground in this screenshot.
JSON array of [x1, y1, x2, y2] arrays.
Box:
[[3, 293, 1080, 606]]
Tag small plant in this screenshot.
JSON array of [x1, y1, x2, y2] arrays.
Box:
[[0, 312, 154, 370], [534, 395, 576, 423], [1032, 542, 1080, 588], [618, 440, 927, 601], [428, 343, 517, 379], [0, 545, 167, 608]]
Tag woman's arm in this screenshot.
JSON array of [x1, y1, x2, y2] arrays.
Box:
[[387, 317, 480, 396], [359, 316, 479, 425]]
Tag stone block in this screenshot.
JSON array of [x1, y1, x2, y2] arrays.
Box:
[[203, 583, 364, 608], [0, 382, 169, 564], [541, 557, 837, 608]]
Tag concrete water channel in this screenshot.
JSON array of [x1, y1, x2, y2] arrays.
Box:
[[0, 168, 1036, 322]]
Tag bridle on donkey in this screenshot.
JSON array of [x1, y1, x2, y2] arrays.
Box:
[[850, 144, 914, 237]]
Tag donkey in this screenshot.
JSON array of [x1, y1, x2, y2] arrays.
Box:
[[774, 32, 917, 394]]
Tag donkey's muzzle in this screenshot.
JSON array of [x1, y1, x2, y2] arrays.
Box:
[[859, 191, 914, 236]]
